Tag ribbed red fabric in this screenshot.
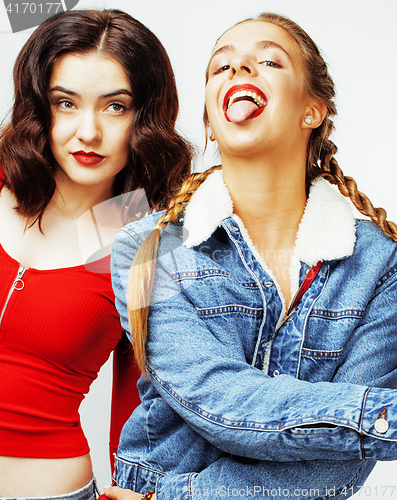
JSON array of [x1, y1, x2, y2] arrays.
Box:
[[0, 242, 140, 459]]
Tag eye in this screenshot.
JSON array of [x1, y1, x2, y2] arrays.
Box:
[[259, 60, 282, 68], [57, 99, 75, 110], [213, 65, 230, 75], [108, 102, 127, 113]]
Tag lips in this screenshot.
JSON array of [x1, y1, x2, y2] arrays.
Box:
[[223, 84, 267, 123], [72, 151, 105, 165]]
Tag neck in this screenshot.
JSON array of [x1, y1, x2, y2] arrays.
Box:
[[221, 152, 307, 250], [50, 170, 114, 219]]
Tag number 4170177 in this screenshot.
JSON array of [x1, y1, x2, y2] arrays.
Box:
[[5, 3, 62, 14], [341, 485, 397, 496]]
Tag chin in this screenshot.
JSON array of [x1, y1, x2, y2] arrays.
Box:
[[222, 138, 264, 156]]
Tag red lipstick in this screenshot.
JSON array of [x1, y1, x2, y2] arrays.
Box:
[[72, 151, 105, 165], [223, 84, 267, 122]]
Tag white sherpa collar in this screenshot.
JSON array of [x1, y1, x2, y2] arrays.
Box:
[[183, 169, 356, 265], [183, 170, 232, 248]]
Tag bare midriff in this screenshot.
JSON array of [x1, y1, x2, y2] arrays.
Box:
[[0, 454, 93, 497]]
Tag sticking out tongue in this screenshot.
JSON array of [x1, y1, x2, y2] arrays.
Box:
[[227, 100, 259, 123]]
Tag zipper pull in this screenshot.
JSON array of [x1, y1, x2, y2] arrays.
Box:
[[14, 266, 26, 291], [0, 265, 26, 328]]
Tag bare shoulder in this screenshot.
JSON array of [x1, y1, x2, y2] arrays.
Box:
[[0, 187, 27, 245]]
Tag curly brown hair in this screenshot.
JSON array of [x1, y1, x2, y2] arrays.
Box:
[[0, 9, 192, 228]]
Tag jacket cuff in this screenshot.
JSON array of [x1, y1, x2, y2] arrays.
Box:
[[361, 387, 397, 459]]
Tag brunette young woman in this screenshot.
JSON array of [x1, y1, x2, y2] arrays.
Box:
[[107, 12, 397, 500], [0, 9, 191, 500]]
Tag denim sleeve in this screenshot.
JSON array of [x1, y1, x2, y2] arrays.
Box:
[[330, 267, 397, 458], [111, 229, 397, 463], [155, 458, 375, 500], [111, 227, 146, 342]]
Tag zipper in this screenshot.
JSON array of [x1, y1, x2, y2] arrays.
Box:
[[0, 264, 27, 328], [277, 261, 323, 330]]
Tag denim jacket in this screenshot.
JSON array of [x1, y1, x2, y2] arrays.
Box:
[[111, 171, 397, 500]]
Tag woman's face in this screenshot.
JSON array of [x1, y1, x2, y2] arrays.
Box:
[[205, 21, 311, 158], [48, 52, 134, 193]]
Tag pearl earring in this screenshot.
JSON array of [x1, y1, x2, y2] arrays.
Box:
[[304, 117, 312, 125]]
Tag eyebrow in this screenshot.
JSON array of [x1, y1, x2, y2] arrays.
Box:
[[210, 40, 291, 62], [256, 41, 291, 59], [49, 86, 133, 98]]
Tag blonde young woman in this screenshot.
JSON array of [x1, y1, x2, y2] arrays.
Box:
[[107, 13, 397, 500]]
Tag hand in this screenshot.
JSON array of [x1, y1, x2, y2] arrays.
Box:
[[102, 485, 146, 500]]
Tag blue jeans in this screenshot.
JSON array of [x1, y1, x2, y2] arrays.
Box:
[[1, 476, 98, 500]]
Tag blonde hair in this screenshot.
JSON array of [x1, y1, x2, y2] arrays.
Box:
[[128, 165, 221, 375], [129, 13, 397, 376]]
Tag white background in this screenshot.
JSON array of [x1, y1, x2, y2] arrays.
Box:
[[1, 0, 397, 495]]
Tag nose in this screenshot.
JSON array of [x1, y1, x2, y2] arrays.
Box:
[[76, 110, 101, 144], [228, 54, 258, 78]]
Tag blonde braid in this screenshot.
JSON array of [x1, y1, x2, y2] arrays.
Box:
[[318, 139, 397, 242], [128, 165, 221, 376], [155, 165, 222, 229]]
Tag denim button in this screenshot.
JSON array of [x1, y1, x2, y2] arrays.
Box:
[[263, 281, 273, 288], [273, 370, 280, 377], [374, 418, 389, 434], [231, 226, 239, 232]]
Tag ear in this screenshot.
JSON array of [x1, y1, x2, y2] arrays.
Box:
[[302, 99, 327, 129]]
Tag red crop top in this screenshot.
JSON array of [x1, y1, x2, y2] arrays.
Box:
[[0, 243, 140, 459]]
